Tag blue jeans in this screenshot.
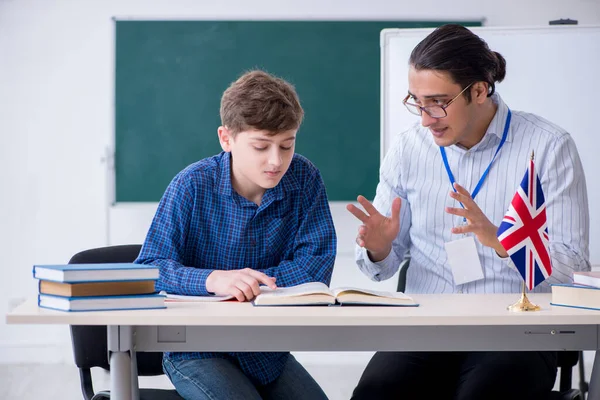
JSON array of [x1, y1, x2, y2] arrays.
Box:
[[163, 354, 328, 400]]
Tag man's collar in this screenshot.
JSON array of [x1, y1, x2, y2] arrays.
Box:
[[484, 92, 512, 143]]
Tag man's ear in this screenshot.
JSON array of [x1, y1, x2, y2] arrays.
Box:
[[218, 126, 233, 152], [473, 82, 489, 104]]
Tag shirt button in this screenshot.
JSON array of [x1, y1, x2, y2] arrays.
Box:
[[251, 240, 256, 246], [458, 290, 463, 294]]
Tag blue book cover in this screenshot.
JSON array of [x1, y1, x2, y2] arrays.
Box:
[[550, 283, 600, 290], [37, 293, 166, 312], [33, 263, 159, 283]]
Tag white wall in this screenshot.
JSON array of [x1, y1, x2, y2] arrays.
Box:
[[2, 0, 599, 364]]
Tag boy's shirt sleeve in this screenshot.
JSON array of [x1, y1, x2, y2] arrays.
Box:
[[255, 169, 337, 287], [135, 172, 213, 296]]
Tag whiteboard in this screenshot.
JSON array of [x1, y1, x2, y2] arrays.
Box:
[[381, 25, 600, 264]]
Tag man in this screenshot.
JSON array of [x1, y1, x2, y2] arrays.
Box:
[[347, 24, 589, 400], [136, 70, 335, 399]]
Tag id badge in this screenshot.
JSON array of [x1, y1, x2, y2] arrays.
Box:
[[444, 236, 484, 285]]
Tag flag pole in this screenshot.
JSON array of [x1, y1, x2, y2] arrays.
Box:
[[507, 281, 541, 312], [507, 150, 541, 312]]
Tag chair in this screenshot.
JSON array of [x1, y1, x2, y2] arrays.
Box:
[[396, 258, 585, 400], [69, 244, 183, 400]]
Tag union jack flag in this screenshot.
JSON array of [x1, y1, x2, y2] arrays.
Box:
[[497, 156, 552, 290]]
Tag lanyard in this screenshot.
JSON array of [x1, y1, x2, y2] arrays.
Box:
[[440, 109, 511, 210]]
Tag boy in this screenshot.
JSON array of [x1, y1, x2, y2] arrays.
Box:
[[136, 70, 335, 400]]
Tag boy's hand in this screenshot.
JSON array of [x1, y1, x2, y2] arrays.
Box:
[[346, 196, 402, 262], [205, 268, 277, 302]]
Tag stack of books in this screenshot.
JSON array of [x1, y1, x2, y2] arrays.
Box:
[[33, 263, 165, 312], [551, 271, 600, 311]]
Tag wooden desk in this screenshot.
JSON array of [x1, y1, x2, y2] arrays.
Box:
[[7, 293, 600, 400]]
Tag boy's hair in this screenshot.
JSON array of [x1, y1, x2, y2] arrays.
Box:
[[220, 70, 304, 135], [409, 24, 506, 101]]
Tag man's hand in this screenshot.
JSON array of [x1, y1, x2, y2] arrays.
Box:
[[346, 195, 402, 262], [206, 268, 277, 302], [445, 183, 508, 258]]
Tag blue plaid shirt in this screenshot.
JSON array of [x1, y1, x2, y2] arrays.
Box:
[[136, 151, 336, 385]]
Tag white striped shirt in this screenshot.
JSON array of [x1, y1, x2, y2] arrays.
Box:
[[356, 93, 590, 294]]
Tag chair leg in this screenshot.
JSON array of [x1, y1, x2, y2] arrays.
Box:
[[561, 363, 573, 392], [578, 351, 588, 399], [79, 368, 96, 400]]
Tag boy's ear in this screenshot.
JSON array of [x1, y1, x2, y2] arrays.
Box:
[[217, 126, 233, 152]]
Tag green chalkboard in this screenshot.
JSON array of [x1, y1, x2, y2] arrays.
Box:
[[115, 20, 481, 202]]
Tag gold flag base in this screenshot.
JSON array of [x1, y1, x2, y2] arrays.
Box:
[[507, 282, 541, 312]]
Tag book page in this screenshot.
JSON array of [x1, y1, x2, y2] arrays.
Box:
[[331, 287, 413, 301], [162, 292, 234, 302], [257, 282, 332, 298]]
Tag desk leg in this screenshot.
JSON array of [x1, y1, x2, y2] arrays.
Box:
[[108, 325, 139, 400], [130, 346, 140, 400], [589, 351, 600, 400], [110, 351, 132, 400]]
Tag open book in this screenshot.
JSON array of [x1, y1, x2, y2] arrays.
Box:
[[159, 291, 234, 302], [252, 282, 418, 307]]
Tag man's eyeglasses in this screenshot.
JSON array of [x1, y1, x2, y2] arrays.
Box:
[[402, 83, 474, 119]]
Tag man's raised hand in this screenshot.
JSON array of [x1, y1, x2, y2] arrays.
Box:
[[346, 196, 401, 262]]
